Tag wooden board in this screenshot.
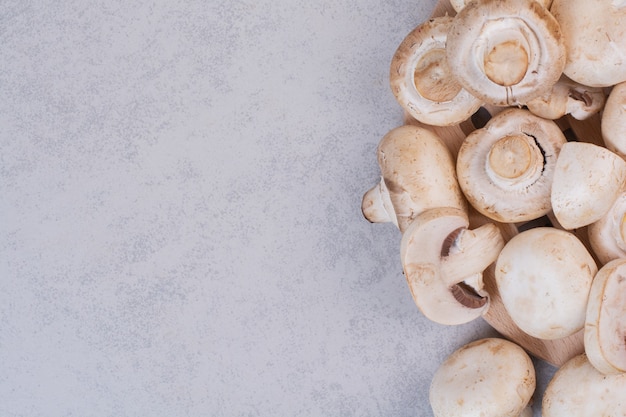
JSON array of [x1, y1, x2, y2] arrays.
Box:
[[404, 0, 605, 367]]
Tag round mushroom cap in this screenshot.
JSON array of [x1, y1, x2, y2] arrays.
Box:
[[430, 338, 536, 417], [446, 0, 565, 106], [390, 16, 482, 126], [456, 108, 565, 223], [543, 354, 626, 416], [551, 142, 626, 230], [601, 81, 626, 157], [551, 0, 626, 87], [495, 227, 597, 340], [584, 258, 626, 374]]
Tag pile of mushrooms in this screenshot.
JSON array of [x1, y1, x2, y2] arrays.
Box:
[[363, 0, 626, 414]]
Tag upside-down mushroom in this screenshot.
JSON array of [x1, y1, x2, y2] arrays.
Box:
[[389, 16, 482, 126], [361, 125, 467, 232], [495, 227, 597, 340], [456, 108, 565, 223], [430, 338, 536, 417], [446, 0, 565, 106], [400, 207, 504, 325]]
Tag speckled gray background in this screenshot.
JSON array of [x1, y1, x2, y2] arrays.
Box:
[[1, 1, 555, 416]]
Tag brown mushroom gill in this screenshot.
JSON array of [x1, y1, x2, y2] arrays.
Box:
[[451, 282, 488, 308]]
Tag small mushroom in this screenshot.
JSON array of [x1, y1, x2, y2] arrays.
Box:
[[495, 227, 597, 340], [584, 258, 626, 374], [361, 125, 467, 232], [587, 190, 626, 265], [446, 0, 565, 106], [542, 354, 626, 416], [601, 80, 626, 158], [389, 16, 483, 126], [456, 108, 566, 223], [550, 0, 626, 87], [525, 75, 606, 120], [400, 207, 504, 325], [429, 338, 536, 417], [551, 142, 626, 230]]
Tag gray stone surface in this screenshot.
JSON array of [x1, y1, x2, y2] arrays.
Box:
[[0, 0, 555, 415]]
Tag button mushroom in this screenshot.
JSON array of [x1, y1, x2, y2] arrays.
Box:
[[429, 338, 536, 417], [587, 190, 626, 265], [525, 75, 606, 120], [446, 0, 565, 106], [584, 258, 626, 375], [495, 227, 597, 340], [361, 124, 467, 232], [390, 16, 482, 126], [550, 0, 626, 87], [456, 108, 566, 223], [542, 354, 626, 416], [551, 141, 626, 230], [400, 207, 504, 325], [601, 80, 626, 158]]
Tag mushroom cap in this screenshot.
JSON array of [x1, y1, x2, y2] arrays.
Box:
[[400, 207, 496, 325], [526, 75, 606, 120], [372, 124, 467, 232], [390, 16, 482, 126], [542, 354, 626, 416], [551, 142, 626, 230], [456, 108, 565, 223], [550, 0, 626, 87], [451, 0, 552, 12], [587, 191, 626, 265], [446, 0, 565, 106], [584, 258, 626, 374], [495, 227, 597, 340], [601, 81, 626, 157], [430, 338, 536, 417]]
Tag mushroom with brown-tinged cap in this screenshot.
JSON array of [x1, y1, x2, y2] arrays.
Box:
[[456, 108, 566, 223], [587, 190, 626, 265], [550, 0, 626, 87], [542, 354, 626, 416], [495, 227, 597, 340], [389, 16, 483, 126], [584, 258, 626, 375], [526, 75, 606, 120], [400, 207, 504, 325], [446, 0, 565, 106], [551, 142, 626, 230], [601, 81, 626, 158], [430, 338, 536, 417], [361, 124, 467, 232]]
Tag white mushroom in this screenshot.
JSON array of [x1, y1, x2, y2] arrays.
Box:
[[361, 125, 467, 232], [587, 190, 626, 265], [542, 354, 626, 416], [601, 80, 626, 158], [551, 141, 626, 230], [400, 207, 504, 325], [429, 338, 536, 417], [584, 258, 626, 374], [390, 16, 482, 126], [450, 0, 553, 13], [446, 0, 565, 106], [495, 227, 597, 340], [456, 108, 566, 223], [550, 0, 626, 87], [525, 75, 606, 120]]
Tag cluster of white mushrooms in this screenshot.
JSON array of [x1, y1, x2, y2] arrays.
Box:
[[362, 0, 626, 415]]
